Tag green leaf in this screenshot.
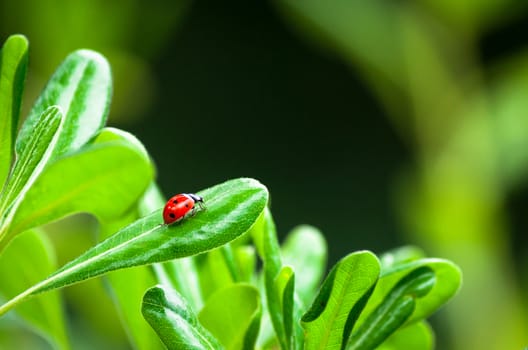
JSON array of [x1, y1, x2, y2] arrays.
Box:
[[282, 225, 327, 305], [0, 230, 68, 349], [0, 106, 63, 250], [301, 251, 380, 350], [142, 285, 222, 350], [0, 178, 268, 316], [198, 284, 261, 350], [9, 128, 154, 235], [0, 34, 28, 186], [16, 49, 112, 160], [347, 266, 436, 350], [376, 321, 434, 350], [196, 247, 235, 301], [274, 266, 295, 349], [358, 258, 462, 328], [252, 208, 289, 349]]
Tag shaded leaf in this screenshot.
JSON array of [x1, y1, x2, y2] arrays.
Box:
[[0, 230, 68, 349], [142, 285, 222, 350], [198, 284, 261, 350], [348, 267, 435, 349], [376, 321, 434, 350], [0, 34, 28, 186], [357, 258, 461, 328], [281, 225, 327, 305]]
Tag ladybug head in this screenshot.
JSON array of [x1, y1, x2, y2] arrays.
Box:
[[187, 193, 203, 203]]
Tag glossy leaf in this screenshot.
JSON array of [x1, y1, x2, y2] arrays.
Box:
[[0, 34, 28, 186], [281, 225, 327, 305], [0, 178, 268, 316], [142, 285, 222, 350], [0, 230, 68, 349], [376, 321, 434, 350], [16, 49, 111, 160], [9, 128, 154, 235], [301, 251, 380, 350], [357, 258, 462, 328], [348, 267, 436, 349], [0, 106, 63, 250], [198, 284, 261, 350]]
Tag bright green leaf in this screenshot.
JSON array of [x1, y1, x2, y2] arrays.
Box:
[[199, 284, 261, 350], [0, 34, 28, 186], [0, 230, 68, 349], [142, 285, 222, 350], [301, 251, 380, 350], [376, 321, 434, 350], [281, 225, 327, 305], [274, 266, 295, 349], [9, 128, 154, 235], [16, 49, 111, 160], [234, 245, 256, 284], [0, 178, 268, 317], [0, 106, 63, 251], [348, 266, 436, 349]]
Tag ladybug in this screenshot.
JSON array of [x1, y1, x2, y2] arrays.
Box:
[[163, 193, 205, 225]]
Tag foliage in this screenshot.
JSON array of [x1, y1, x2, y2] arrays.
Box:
[[0, 35, 461, 349]]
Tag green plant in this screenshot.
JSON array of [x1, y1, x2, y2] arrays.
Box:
[[0, 34, 461, 350]]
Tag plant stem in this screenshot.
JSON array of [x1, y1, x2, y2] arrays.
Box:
[[0, 282, 40, 317]]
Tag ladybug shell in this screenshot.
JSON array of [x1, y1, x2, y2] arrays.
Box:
[[163, 194, 196, 224]]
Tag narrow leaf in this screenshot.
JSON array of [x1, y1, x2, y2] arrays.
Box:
[[198, 284, 261, 350], [0, 106, 63, 250], [274, 266, 295, 349], [252, 208, 289, 349], [16, 49, 111, 160], [0, 178, 268, 316], [9, 128, 154, 235], [0, 34, 28, 186], [142, 285, 222, 350], [356, 258, 462, 328], [301, 251, 380, 350], [348, 267, 436, 350], [282, 225, 327, 305], [0, 230, 68, 349]]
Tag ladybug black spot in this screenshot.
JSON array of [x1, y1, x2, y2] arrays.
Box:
[[169, 213, 175, 218], [185, 204, 189, 208], [173, 199, 178, 203]]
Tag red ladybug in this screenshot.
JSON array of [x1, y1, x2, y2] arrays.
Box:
[[163, 193, 205, 225]]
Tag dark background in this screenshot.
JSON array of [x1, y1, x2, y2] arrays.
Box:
[[128, 1, 408, 265]]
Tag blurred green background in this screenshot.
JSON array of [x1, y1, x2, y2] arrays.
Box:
[[2, 0, 528, 349]]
